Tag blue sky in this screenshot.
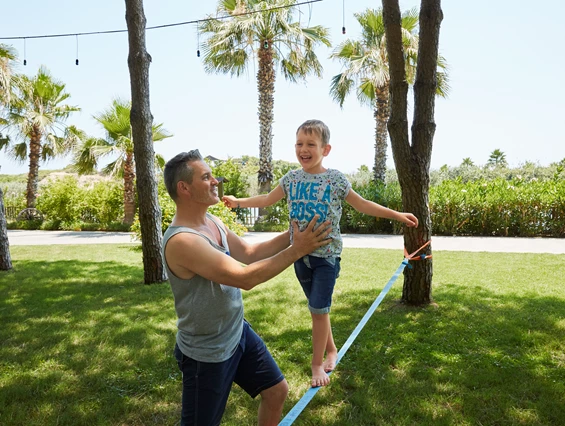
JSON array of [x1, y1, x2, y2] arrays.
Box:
[[1, 0, 564, 175]]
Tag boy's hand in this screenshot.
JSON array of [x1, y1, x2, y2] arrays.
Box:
[[291, 215, 332, 257], [222, 195, 238, 208], [400, 213, 418, 228]]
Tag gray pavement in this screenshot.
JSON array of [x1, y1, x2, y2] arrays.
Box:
[[7, 229, 565, 254]]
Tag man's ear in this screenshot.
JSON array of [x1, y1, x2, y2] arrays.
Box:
[[177, 181, 191, 196], [323, 144, 332, 156]]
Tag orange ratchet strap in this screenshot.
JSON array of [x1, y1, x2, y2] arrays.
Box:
[[404, 240, 432, 261]]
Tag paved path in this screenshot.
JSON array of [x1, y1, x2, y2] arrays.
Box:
[[7, 230, 564, 254]]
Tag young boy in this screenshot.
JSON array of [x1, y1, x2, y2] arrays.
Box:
[[222, 119, 418, 388]]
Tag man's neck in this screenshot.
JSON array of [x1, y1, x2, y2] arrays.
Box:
[[172, 202, 209, 228]]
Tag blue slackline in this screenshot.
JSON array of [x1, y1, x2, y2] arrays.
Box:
[[278, 258, 410, 426]]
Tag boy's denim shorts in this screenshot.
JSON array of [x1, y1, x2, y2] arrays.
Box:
[[173, 321, 284, 426], [294, 255, 341, 314]]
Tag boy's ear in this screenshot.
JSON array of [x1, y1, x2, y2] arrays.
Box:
[[323, 144, 332, 156]]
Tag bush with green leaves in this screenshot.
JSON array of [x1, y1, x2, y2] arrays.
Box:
[[36, 176, 83, 224], [209, 158, 249, 199], [430, 177, 565, 237], [340, 180, 403, 234], [34, 175, 124, 228], [80, 180, 124, 224]]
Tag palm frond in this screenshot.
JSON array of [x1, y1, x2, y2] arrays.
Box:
[[357, 79, 377, 107], [200, 0, 329, 82], [155, 154, 166, 171], [329, 73, 354, 108], [12, 142, 27, 161]]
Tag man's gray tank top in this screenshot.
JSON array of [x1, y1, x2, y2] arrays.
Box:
[[162, 213, 243, 363]]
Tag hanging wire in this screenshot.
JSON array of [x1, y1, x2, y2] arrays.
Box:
[[196, 24, 200, 57], [23, 38, 27, 65], [75, 34, 79, 65], [342, 0, 346, 34], [0, 0, 323, 40]]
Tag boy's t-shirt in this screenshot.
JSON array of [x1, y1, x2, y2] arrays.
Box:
[[280, 168, 351, 258]]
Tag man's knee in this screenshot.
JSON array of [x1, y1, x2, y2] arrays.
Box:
[[260, 379, 289, 404]]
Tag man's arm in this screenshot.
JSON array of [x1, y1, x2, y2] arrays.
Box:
[[223, 185, 284, 209], [165, 216, 331, 291], [345, 189, 418, 227], [226, 229, 291, 265]]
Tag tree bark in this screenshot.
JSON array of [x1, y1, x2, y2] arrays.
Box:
[[382, 0, 442, 305], [257, 40, 275, 195], [373, 85, 390, 183], [123, 151, 136, 225], [25, 125, 42, 209], [0, 186, 13, 271], [124, 0, 167, 284]]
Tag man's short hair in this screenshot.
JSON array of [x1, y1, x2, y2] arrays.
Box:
[[296, 119, 330, 146], [164, 150, 203, 200]]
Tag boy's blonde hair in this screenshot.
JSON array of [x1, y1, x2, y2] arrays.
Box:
[[296, 119, 330, 147]]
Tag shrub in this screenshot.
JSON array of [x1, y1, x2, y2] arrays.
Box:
[[36, 176, 83, 224], [340, 180, 402, 234], [430, 177, 565, 237]]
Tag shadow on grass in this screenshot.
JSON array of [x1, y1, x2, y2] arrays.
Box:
[[0, 258, 180, 426], [242, 280, 565, 426]]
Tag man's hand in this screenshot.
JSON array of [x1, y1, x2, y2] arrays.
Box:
[[222, 195, 239, 208], [291, 215, 332, 257], [399, 213, 418, 228]]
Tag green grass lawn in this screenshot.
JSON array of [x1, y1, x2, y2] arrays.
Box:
[[1, 245, 564, 425]]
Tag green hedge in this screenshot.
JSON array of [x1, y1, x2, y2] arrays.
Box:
[[4, 174, 125, 231], [430, 178, 565, 237], [337, 177, 565, 238]]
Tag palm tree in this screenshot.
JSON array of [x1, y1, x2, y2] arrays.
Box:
[[2, 66, 80, 209], [0, 44, 17, 105], [200, 0, 331, 193], [461, 157, 474, 167], [0, 44, 18, 272], [330, 8, 449, 182], [71, 99, 171, 225], [487, 149, 507, 168]]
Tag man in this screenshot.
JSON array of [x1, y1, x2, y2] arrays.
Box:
[[162, 150, 332, 426]]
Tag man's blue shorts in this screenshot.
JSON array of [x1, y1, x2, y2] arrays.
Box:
[[294, 255, 341, 314], [173, 320, 284, 426]]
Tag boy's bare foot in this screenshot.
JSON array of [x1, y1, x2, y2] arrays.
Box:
[[311, 365, 330, 387], [322, 352, 338, 373]]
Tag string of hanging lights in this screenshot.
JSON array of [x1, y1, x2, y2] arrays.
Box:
[[0, 0, 348, 65]]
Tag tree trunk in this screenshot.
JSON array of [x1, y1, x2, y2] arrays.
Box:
[[25, 125, 42, 209], [124, 0, 167, 284], [382, 0, 442, 305], [373, 85, 390, 183], [257, 40, 275, 195], [0, 186, 13, 271], [123, 151, 136, 225]]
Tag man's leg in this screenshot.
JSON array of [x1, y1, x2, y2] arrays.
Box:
[[258, 379, 289, 426], [174, 344, 237, 426], [235, 322, 287, 425]]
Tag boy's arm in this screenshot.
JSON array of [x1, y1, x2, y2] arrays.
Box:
[[223, 185, 285, 209], [345, 189, 419, 227]]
